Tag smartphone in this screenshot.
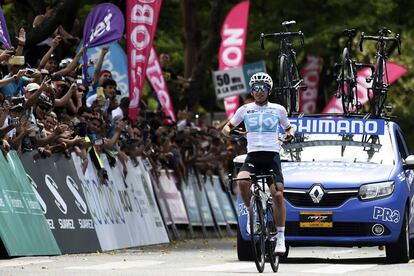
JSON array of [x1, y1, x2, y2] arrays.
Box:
[[94, 138, 103, 146], [76, 79, 83, 85], [25, 68, 35, 75], [97, 87, 104, 97]]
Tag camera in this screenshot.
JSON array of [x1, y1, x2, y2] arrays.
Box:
[[25, 68, 35, 76]]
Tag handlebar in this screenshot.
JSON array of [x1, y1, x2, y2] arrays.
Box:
[[359, 31, 401, 55], [260, 31, 304, 50]]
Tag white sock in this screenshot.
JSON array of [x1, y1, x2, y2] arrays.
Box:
[[277, 227, 285, 238]]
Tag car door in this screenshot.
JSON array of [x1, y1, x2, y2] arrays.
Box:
[[395, 129, 414, 236]]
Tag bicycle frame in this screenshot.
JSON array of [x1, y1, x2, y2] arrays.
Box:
[[260, 21, 305, 116], [359, 27, 401, 117]]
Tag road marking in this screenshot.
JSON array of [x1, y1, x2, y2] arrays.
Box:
[[65, 260, 163, 270], [184, 262, 253, 272], [0, 259, 53, 268], [301, 264, 377, 274]]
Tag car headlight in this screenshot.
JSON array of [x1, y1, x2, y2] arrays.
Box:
[[359, 181, 395, 201]]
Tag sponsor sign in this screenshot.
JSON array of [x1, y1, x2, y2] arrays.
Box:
[[127, 0, 162, 121], [213, 61, 266, 100], [0, 151, 60, 256], [21, 153, 101, 254], [299, 211, 333, 228], [82, 3, 125, 82], [211, 176, 237, 225], [219, 0, 250, 118], [0, 7, 11, 49], [204, 178, 226, 226], [299, 56, 322, 113], [180, 176, 202, 226], [288, 117, 385, 135], [193, 177, 214, 227], [155, 170, 189, 224]]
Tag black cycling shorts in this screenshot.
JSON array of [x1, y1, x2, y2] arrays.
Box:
[[239, 151, 284, 184]]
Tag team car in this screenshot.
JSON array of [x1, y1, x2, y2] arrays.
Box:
[[235, 117, 414, 263]]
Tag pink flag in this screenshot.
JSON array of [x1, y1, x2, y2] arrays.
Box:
[[323, 62, 407, 113], [146, 47, 176, 122], [219, 0, 250, 119], [299, 56, 322, 114], [127, 0, 162, 121]]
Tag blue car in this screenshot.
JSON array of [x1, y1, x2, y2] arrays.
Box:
[[235, 117, 414, 263]]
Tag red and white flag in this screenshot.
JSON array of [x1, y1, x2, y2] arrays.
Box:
[[127, 0, 162, 121], [146, 47, 176, 122], [323, 62, 407, 113], [219, 0, 250, 119], [299, 56, 322, 114]]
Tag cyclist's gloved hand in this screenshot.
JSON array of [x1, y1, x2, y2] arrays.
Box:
[[230, 128, 246, 139], [280, 133, 294, 143]]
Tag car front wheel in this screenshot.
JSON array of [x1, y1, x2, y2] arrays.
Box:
[[386, 208, 410, 263]]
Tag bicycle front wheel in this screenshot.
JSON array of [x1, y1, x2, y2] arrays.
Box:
[[266, 205, 279, 272], [249, 196, 266, 273], [340, 48, 356, 115], [371, 57, 386, 117], [279, 55, 292, 115]]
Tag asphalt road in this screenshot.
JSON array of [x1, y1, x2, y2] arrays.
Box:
[[1, 238, 413, 275]]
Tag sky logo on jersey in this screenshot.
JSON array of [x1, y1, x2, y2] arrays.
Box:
[[245, 113, 280, 132], [287, 118, 385, 135]]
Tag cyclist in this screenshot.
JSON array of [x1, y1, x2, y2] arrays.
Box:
[[222, 72, 294, 254]]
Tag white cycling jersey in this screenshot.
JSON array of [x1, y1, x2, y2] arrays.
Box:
[[230, 102, 291, 153]]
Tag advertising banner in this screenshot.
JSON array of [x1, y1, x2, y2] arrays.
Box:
[[181, 175, 202, 226], [203, 177, 226, 226], [213, 61, 265, 99], [21, 153, 101, 254], [82, 3, 125, 82], [73, 154, 131, 250], [0, 151, 60, 256], [192, 175, 214, 227], [127, 0, 163, 121], [153, 170, 189, 224], [322, 62, 407, 113], [146, 47, 176, 121], [299, 56, 322, 113], [0, 7, 11, 49], [211, 176, 237, 225], [83, 43, 129, 98], [219, 0, 250, 118]]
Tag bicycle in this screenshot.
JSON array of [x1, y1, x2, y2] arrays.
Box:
[[334, 29, 375, 115], [359, 27, 401, 117], [231, 172, 279, 273], [260, 20, 306, 116]]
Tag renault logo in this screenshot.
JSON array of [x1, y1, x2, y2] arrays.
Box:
[[309, 184, 324, 203]]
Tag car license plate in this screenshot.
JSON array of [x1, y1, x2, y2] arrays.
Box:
[[299, 211, 333, 228]]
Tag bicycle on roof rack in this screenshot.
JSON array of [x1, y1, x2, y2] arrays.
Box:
[[359, 27, 401, 118], [334, 29, 375, 116], [260, 20, 306, 116]]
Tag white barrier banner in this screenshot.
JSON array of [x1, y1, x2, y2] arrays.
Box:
[[156, 170, 189, 224]]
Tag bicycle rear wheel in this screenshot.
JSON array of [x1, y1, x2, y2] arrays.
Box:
[[340, 48, 357, 115], [266, 205, 279, 272], [249, 196, 266, 273], [371, 57, 386, 117], [279, 55, 293, 115], [289, 59, 301, 114]]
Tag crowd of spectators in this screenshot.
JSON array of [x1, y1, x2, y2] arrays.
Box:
[[0, 23, 246, 188]]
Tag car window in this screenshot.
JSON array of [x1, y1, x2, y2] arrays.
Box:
[[280, 124, 394, 165], [395, 130, 409, 160]]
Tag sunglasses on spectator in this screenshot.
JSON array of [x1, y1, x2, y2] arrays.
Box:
[[251, 84, 271, 93]]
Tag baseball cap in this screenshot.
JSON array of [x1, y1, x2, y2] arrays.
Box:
[[8, 55, 25, 65], [26, 83, 40, 92]]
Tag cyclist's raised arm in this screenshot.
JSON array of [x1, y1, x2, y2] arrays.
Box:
[[222, 105, 246, 137]]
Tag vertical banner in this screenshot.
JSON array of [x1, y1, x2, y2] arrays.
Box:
[[127, 0, 163, 121], [299, 56, 322, 114], [146, 47, 176, 121], [323, 62, 407, 113], [82, 3, 125, 83], [219, 0, 250, 118], [0, 7, 11, 49]]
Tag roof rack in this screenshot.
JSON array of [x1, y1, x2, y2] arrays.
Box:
[[290, 112, 397, 120]]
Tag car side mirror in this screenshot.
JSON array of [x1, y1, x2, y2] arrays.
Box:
[[403, 155, 414, 170]]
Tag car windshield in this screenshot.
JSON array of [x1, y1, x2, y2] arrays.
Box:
[[280, 124, 394, 165]]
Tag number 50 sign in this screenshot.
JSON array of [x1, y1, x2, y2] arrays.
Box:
[[212, 60, 266, 100]]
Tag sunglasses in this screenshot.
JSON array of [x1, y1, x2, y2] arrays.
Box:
[[251, 84, 271, 93]]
